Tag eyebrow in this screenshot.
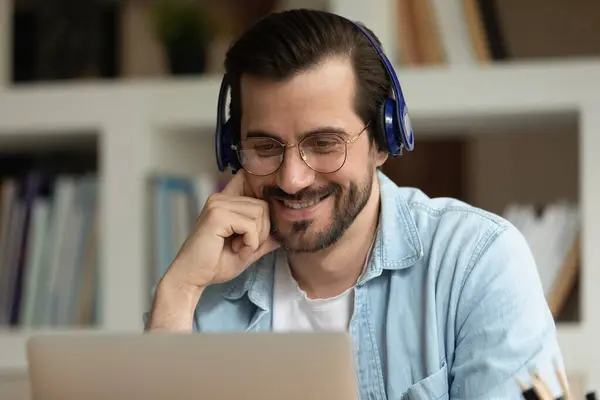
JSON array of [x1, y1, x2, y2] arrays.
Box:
[[245, 126, 350, 141]]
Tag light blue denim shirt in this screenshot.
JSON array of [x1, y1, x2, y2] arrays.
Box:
[[169, 171, 565, 399]]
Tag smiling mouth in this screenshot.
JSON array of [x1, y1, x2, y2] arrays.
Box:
[[275, 194, 331, 210]]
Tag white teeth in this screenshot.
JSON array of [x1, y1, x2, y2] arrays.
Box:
[[283, 198, 319, 209]]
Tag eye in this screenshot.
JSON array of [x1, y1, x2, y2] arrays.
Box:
[[315, 139, 335, 147], [303, 135, 345, 153], [255, 143, 276, 151], [244, 138, 282, 157]]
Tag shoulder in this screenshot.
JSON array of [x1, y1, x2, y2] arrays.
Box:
[[378, 171, 510, 246], [379, 175, 537, 298], [407, 186, 530, 260], [410, 185, 533, 276], [388, 180, 523, 269], [401, 185, 510, 243]]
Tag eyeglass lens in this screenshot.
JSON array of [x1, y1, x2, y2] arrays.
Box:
[[236, 133, 348, 175]]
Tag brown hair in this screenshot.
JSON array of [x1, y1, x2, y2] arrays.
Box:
[[223, 9, 391, 149]]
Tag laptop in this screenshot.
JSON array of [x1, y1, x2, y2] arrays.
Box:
[[26, 331, 358, 400]]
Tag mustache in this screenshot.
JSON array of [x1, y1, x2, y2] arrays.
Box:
[[262, 183, 341, 202]]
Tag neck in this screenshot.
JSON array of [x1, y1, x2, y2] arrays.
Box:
[[287, 176, 381, 299]]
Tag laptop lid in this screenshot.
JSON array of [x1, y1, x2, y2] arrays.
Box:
[[26, 331, 358, 400]]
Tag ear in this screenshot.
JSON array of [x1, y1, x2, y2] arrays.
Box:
[[375, 150, 388, 168]]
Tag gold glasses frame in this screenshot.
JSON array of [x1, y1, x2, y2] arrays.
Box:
[[231, 122, 371, 176]]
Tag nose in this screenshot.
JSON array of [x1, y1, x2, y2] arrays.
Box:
[[275, 146, 315, 194]]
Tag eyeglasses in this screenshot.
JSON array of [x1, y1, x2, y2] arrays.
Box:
[[232, 123, 371, 176]]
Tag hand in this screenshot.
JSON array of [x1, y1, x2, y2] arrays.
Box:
[[164, 169, 281, 291]]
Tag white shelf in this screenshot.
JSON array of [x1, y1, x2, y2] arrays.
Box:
[[143, 60, 593, 137], [0, 59, 597, 136]]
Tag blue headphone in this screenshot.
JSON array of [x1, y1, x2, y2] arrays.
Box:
[[215, 20, 414, 174]]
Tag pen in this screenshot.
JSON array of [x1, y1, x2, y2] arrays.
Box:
[[554, 361, 571, 400], [531, 371, 554, 400], [519, 377, 539, 399]]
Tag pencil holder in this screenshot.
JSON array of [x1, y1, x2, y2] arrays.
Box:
[[518, 366, 596, 400]]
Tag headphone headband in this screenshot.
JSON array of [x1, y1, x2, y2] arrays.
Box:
[[215, 14, 414, 173]]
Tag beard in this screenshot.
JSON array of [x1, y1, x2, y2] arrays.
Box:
[[262, 174, 373, 254]]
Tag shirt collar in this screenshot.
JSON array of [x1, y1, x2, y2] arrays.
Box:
[[221, 170, 424, 308]]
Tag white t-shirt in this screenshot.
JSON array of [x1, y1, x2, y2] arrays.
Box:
[[272, 243, 373, 332]]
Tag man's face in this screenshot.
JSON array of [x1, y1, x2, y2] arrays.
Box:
[[239, 57, 387, 253]]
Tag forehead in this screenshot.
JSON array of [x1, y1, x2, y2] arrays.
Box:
[[239, 57, 364, 140]]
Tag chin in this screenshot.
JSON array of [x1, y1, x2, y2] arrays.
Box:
[[271, 211, 347, 254], [272, 221, 342, 254]]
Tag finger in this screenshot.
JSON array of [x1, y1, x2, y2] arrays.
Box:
[[211, 201, 265, 245], [231, 235, 245, 254], [233, 221, 271, 257], [231, 206, 267, 254], [214, 195, 265, 206], [247, 236, 281, 263], [259, 201, 271, 244], [204, 197, 268, 243], [236, 235, 281, 264], [220, 169, 248, 197], [205, 198, 265, 222], [212, 210, 260, 250]]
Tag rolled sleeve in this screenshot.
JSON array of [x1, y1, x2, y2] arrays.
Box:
[[450, 223, 568, 399]]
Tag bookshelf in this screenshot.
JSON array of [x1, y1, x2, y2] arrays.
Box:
[[1, 0, 600, 394]]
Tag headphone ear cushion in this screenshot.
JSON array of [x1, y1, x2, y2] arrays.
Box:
[[399, 106, 414, 152], [218, 119, 241, 172], [381, 97, 403, 156], [216, 122, 226, 172], [375, 102, 388, 152], [228, 122, 242, 172]]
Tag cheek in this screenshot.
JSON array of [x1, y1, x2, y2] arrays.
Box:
[[343, 141, 376, 173], [332, 159, 362, 181], [246, 176, 273, 199], [314, 171, 352, 192], [323, 160, 372, 192]]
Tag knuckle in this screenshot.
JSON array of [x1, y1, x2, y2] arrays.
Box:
[[254, 204, 265, 218], [205, 192, 221, 204], [258, 200, 269, 214], [244, 203, 260, 219]]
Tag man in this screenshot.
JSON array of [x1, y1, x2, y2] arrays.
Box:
[[146, 9, 566, 399]]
